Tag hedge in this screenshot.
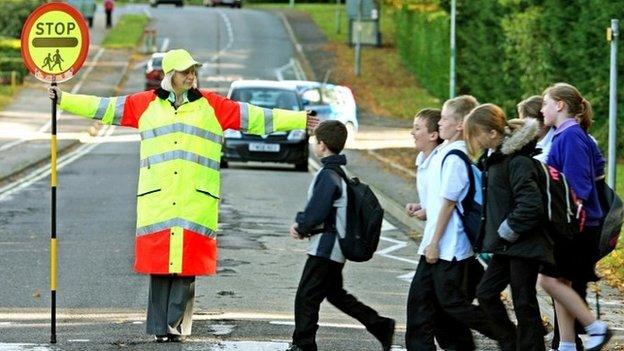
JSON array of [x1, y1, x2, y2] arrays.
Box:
[[0, 0, 45, 39], [392, 0, 624, 153]]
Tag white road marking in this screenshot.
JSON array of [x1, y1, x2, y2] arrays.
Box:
[[0, 47, 106, 153], [0, 125, 116, 202], [206, 11, 234, 64]]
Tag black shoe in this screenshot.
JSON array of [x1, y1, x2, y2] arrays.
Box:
[[154, 335, 168, 343], [585, 327, 613, 351], [285, 345, 303, 351], [167, 334, 186, 342], [378, 318, 395, 351]]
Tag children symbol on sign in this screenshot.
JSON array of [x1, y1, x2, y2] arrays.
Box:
[[50, 49, 64, 71], [41, 53, 53, 70]]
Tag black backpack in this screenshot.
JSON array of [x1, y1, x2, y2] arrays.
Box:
[[596, 179, 623, 260], [531, 159, 582, 242], [441, 150, 483, 248], [325, 165, 384, 262]]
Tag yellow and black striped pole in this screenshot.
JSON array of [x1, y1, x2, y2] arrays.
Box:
[[50, 81, 58, 344]]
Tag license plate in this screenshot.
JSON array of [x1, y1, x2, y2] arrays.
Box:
[[248, 143, 280, 152]]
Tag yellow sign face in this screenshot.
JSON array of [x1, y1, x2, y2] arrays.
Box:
[[28, 11, 83, 75], [21, 3, 90, 83]]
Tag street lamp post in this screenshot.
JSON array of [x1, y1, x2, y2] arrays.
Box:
[[449, 0, 456, 98], [354, 0, 362, 76], [607, 19, 619, 188]]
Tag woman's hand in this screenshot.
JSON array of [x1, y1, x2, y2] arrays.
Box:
[[306, 110, 319, 133], [48, 86, 62, 105]]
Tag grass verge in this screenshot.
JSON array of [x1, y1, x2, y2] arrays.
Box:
[[251, 3, 440, 119], [102, 14, 149, 49], [0, 85, 17, 111]]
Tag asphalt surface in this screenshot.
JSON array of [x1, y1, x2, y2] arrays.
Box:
[[0, 3, 622, 351]]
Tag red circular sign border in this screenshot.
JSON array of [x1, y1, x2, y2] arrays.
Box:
[[20, 3, 90, 83]]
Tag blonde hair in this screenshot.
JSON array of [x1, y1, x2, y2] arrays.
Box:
[[517, 95, 544, 122], [463, 103, 507, 153], [543, 82, 593, 132], [442, 95, 479, 122]]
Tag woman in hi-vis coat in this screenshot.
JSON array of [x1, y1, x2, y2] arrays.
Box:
[[49, 49, 317, 342]]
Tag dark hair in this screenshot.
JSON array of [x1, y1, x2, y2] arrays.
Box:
[[314, 120, 347, 154], [543, 82, 593, 132], [415, 108, 443, 144], [517, 95, 544, 122]]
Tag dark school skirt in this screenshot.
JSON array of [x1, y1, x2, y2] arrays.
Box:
[[540, 225, 601, 283]]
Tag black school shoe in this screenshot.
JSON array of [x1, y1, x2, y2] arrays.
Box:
[[585, 327, 613, 351], [285, 345, 304, 351], [376, 318, 395, 351], [154, 335, 168, 343]]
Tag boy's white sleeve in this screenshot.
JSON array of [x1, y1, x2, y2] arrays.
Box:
[[440, 155, 468, 202]]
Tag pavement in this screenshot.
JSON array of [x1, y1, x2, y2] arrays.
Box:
[[0, 4, 622, 350]]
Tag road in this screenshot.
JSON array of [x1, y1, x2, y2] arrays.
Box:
[[0, 4, 502, 351]]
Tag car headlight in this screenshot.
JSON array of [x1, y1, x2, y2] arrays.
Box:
[[224, 129, 242, 139], [287, 129, 307, 141]]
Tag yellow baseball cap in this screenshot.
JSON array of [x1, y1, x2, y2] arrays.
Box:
[[162, 49, 201, 74]]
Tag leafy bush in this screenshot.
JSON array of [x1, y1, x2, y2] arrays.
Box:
[[392, 0, 624, 153], [0, 0, 45, 39]]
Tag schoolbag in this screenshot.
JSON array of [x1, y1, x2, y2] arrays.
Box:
[[531, 159, 582, 242], [441, 149, 483, 248], [596, 179, 623, 260], [325, 165, 384, 262]]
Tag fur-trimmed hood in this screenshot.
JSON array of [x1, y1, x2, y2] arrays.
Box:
[[500, 118, 540, 156]]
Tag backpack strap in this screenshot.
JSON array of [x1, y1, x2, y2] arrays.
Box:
[[441, 149, 475, 210], [324, 164, 348, 183]]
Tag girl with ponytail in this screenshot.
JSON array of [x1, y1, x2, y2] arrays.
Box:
[[538, 83, 610, 351], [464, 104, 552, 350]]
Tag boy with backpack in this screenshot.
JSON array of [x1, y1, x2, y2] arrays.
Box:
[[287, 120, 395, 351], [406, 96, 508, 351]]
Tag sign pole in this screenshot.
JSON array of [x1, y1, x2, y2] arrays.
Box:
[[50, 80, 58, 344], [20, 3, 89, 343]]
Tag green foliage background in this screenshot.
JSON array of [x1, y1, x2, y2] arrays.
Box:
[[392, 0, 624, 154]]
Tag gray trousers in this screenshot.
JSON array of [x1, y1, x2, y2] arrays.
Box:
[[146, 275, 195, 336]]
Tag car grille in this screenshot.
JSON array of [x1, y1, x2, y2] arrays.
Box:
[[241, 133, 288, 141]]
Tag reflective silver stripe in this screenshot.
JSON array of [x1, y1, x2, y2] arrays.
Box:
[[141, 123, 222, 144], [140, 150, 220, 171], [263, 108, 273, 134], [136, 218, 216, 238], [238, 102, 249, 132], [94, 97, 110, 120], [112, 95, 127, 125]]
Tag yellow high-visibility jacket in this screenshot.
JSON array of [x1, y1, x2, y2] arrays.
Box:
[[60, 87, 306, 275]]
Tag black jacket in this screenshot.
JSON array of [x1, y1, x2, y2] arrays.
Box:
[[296, 154, 346, 235], [478, 119, 554, 264]]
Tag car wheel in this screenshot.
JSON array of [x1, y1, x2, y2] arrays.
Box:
[[176, 2, 183, 7], [220, 158, 229, 169], [150, 3, 157, 7], [295, 161, 308, 172]]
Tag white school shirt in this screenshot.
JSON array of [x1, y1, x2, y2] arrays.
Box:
[[534, 127, 555, 163], [417, 140, 474, 262], [415, 144, 443, 210]]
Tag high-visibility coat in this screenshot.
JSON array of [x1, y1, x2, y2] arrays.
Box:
[[59, 87, 307, 276]]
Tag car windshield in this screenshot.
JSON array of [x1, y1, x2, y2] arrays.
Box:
[[151, 57, 163, 69], [231, 88, 300, 111]]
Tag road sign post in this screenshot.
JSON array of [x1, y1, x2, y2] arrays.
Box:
[[20, 2, 89, 344]]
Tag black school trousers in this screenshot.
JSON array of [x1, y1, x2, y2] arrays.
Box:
[[406, 256, 506, 351], [292, 255, 390, 351]]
